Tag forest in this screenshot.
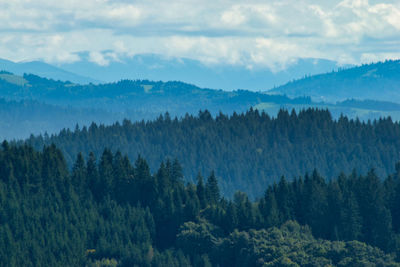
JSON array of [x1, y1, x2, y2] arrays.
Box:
[[270, 59, 400, 103], [0, 98, 124, 140], [25, 108, 400, 198], [0, 142, 399, 266], [3, 0, 400, 265], [0, 72, 312, 114], [2, 70, 400, 140]]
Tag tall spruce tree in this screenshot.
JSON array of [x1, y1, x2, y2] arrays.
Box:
[[205, 171, 220, 205]]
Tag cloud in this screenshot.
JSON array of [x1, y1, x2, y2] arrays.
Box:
[[89, 51, 110, 66], [0, 0, 399, 68]]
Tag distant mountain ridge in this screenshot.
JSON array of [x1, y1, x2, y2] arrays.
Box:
[[268, 59, 400, 103], [1, 69, 400, 140], [0, 58, 98, 84], [0, 72, 314, 139], [0, 72, 313, 114], [1, 53, 345, 91], [57, 53, 343, 91], [0, 97, 121, 140]]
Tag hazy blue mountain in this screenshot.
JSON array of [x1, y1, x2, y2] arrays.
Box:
[[57, 52, 342, 90], [0, 97, 125, 140], [0, 58, 97, 84], [1, 71, 400, 141], [0, 72, 311, 139], [0, 72, 315, 113], [0, 54, 347, 91], [268, 59, 400, 103], [6, 71, 398, 121]]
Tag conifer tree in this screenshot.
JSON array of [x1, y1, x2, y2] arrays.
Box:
[[263, 190, 280, 227], [205, 171, 220, 205], [340, 191, 362, 241], [72, 152, 86, 195], [196, 173, 206, 208], [98, 149, 114, 199], [86, 151, 98, 199]]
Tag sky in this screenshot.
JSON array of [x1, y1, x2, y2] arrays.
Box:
[[0, 0, 399, 71]]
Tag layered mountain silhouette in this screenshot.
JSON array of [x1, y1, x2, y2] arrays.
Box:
[[268, 59, 400, 103], [0, 59, 400, 140], [57, 53, 342, 91], [1, 53, 343, 91], [0, 58, 97, 84]]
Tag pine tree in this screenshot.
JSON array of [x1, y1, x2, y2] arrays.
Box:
[[304, 170, 328, 238], [72, 152, 86, 195], [98, 149, 114, 200], [340, 191, 362, 241], [196, 173, 206, 208], [86, 152, 98, 199], [276, 176, 293, 222], [262, 190, 280, 227], [205, 171, 220, 205], [135, 155, 157, 207]]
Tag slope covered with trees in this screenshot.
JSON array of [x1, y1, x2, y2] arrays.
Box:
[[26, 108, 400, 198], [2, 71, 400, 139], [0, 98, 124, 140], [0, 72, 311, 114], [0, 142, 399, 266], [269, 59, 400, 103]]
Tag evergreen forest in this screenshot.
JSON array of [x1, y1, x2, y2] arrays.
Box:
[[2, 70, 400, 140], [1, 142, 400, 266], [25, 108, 400, 198], [2, 2, 400, 266]]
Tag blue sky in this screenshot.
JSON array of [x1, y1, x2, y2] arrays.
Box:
[[0, 0, 399, 71]]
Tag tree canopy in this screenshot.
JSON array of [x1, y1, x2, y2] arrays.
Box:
[[0, 142, 400, 266]]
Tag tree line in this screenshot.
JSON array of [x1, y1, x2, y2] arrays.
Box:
[[25, 108, 400, 198], [0, 142, 399, 266]]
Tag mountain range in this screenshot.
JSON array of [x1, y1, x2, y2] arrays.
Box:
[[2, 55, 400, 266], [0, 58, 400, 140], [1, 54, 342, 90], [3, 54, 399, 106], [269, 59, 400, 103], [0, 58, 97, 84], [57, 53, 343, 91]]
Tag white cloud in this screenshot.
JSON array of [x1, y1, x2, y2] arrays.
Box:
[[221, 6, 247, 27], [0, 0, 398, 68], [89, 51, 110, 66]]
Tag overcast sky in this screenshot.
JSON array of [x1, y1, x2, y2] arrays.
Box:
[[0, 0, 399, 70]]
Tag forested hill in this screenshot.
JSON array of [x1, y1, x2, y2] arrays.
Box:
[[0, 58, 97, 84], [0, 98, 124, 140], [2, 71, 400, 140], [0, 71, 311, 140], [0, 72, 310, 114], [268, 59, 400, 103], [1, 143, 400, 266], [25, 108, 400, 198], [2, 71, 400, 121]]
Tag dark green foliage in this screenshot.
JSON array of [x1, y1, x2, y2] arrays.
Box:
[[0, 143, 399, 266], [205, 171, 220, 205], [196, 173, 206, 209], [25, 108, 400, 198], [257, 167, 400, 258], [217, 221, 399, 267], [177, 220, 399, 267]]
